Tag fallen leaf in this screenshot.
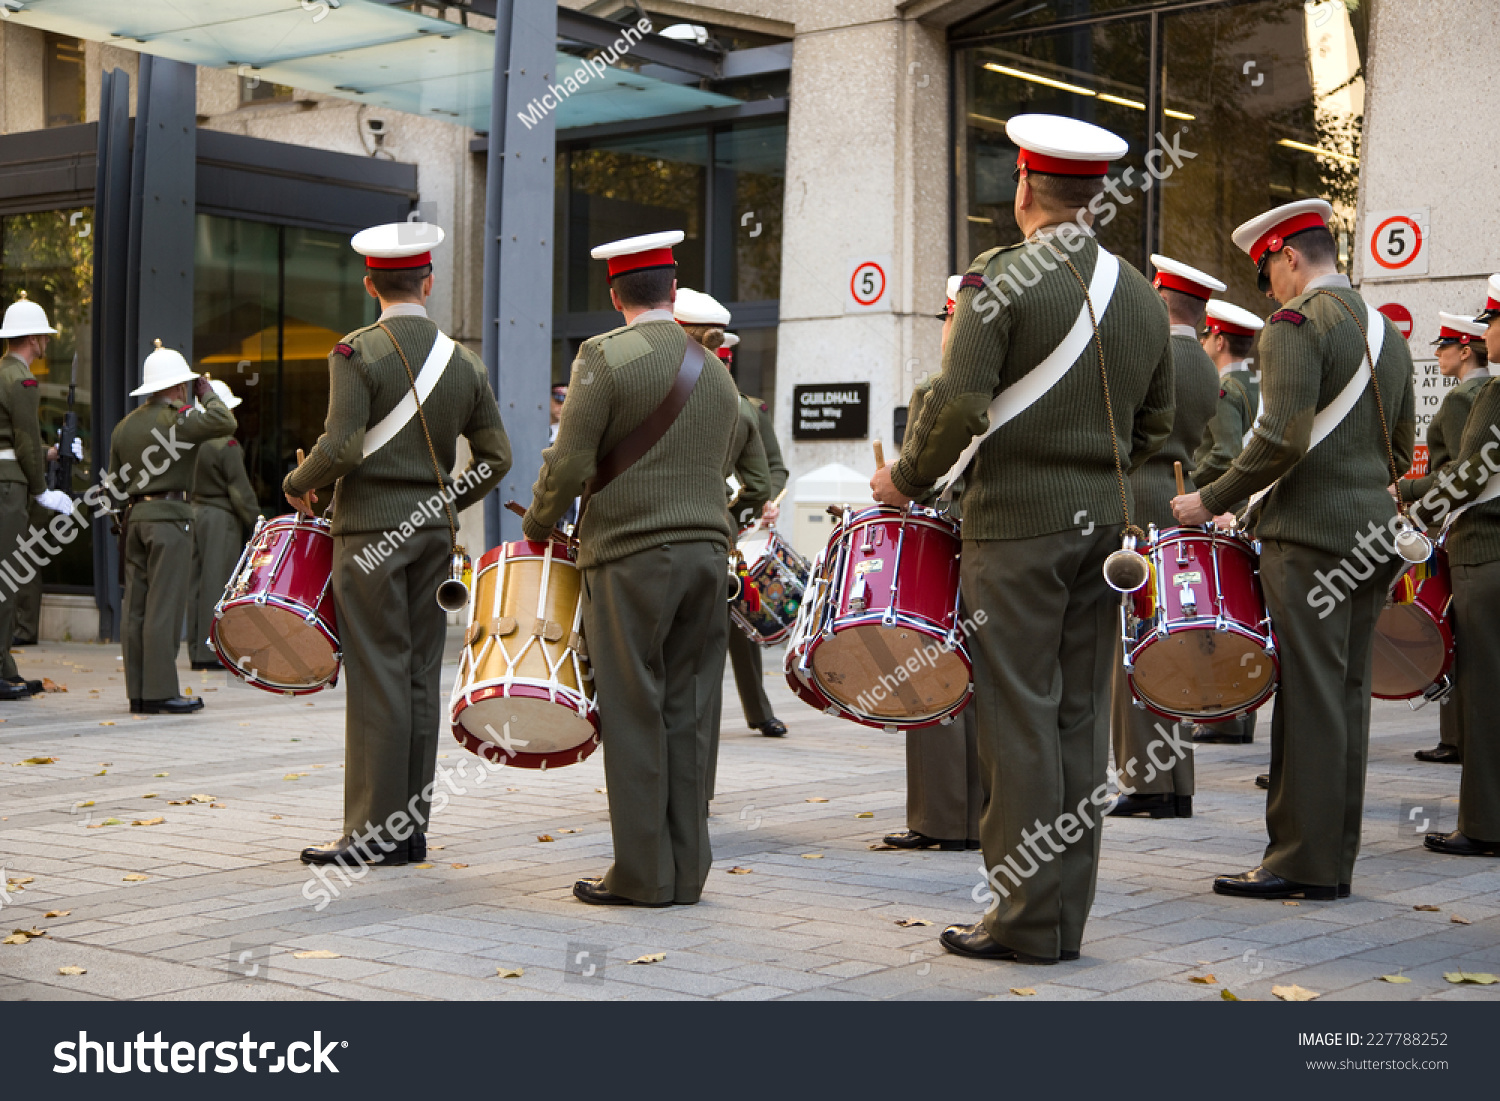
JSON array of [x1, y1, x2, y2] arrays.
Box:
[[856, 812, 874, 819], [270, 815, 283, 820], [1450, 914, 1472, 925], [495, 966, 524, 978], [210, 804, 226, 809], [1189, 974, 1217, 984], [806, 797, 829, 803], [154, 772, 168, 778], [450, 863, 469, 869], [131, 817, 165, 827], [98, 723, 114, 727], [75, 801, 95, 808], [1414, 904, 1441, 912], [1282, 900, 1299, 907], [283, 773, 305, 781], [12, 927, 47, 938], [57, 966, 86, 976], [141, 793, 157, 799], [167, 800, 187, 806], [868, 843, 898, 851], [429, 845, 445, 851], [726, 866, 752, 875], [1010, 987, 1036, 996], [188, 795, 214, 804], [293, 950, 341, 959], [6, 877, 34, 888], [44, 910, 70, 919], [801, 853, 823, 860], [1220, 989, 1240, 1001], [2, 934, 30, 945], [1379, 975, 1412, 984], [95, 769, 107, 774], [40, 678, 65, 692], [1444, 972, 1498, 985], [895, 918, 932, 928], [87, 818, 123, 828], [537, 834, 555, 843], [507, 787, 520, 792], [594, 788, 606, 794], [19, 756, 56, 766], [122, 873, 148, 882], [630, 953, 666, 965], [413, 863, 434, 869], [557, 828, 580, 835], [1272, 984, 1320, 1002]]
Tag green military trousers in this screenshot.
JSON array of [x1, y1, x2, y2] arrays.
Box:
[[906, 702, 985, 842], [332, 526, 448, 843], [1452, 560, 1500, 841], [1110, 640, 1195, 796], [13, 499, 46, 643], [962, 524, 1121, 960], [1258, 539, 1401, 886], [727, 616, 774, 727], [0, 482, 31, 681], [188, 503, 244, 664], [584, 541, 728, 906], [122, 517, 193, 701]]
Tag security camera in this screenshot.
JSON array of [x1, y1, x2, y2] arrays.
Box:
[[365, 117, 387, 135]]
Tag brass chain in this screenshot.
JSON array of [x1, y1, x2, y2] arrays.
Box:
[[1311, 290, 1412, 524], [377, 322, 459, 552], [1049, 244, 1143, 541]]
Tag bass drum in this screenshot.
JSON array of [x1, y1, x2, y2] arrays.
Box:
[[212, 515, 340, 695], [1371, 541, 1454, 702], [450, 538, 598, 770]]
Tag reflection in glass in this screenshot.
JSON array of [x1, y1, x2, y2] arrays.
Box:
[[714, 122, 785, 302]]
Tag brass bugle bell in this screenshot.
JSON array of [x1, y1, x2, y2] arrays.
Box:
[[1393, 520, 1434, 564], [1103, 534, 1151, 594], [436, 550, 471, 612]]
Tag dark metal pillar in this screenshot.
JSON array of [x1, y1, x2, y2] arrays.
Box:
[[482, 1, 557, 546]]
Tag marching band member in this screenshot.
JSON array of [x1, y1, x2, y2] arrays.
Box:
[[1416, 275, 1500, 857], [109, 342, 237, 713], [874, 115, 1175, 962], [524, 232, 741, 907], [289, 223, 510, 868], [1173, 199, 1415, 900], [1189, 299, 1266, 745], [717, 332, 791, 739], [1400, 310, 1490, 765], [884, 278, 984, 852], [187, 380, 261, 671], [1107, 255, 1224, 819]]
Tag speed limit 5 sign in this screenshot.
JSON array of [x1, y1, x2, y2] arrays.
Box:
[[846, 255, 892, 313], [1364, 208, 1429, 278]]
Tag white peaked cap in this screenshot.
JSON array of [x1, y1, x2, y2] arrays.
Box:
[[1005, 113, 1128, 175], [208, 378, 243, 409], [1231, 199, 1333, 261], [1204, 300, 1265, 336], [721, 332, 740, 349], [1433, 311, 1486, 344], [0, 292, 57, 339], [1475, 273, 1500, 322], [1149, 254, 1227, 299], [130, 339, 199, 398], [946, 275, 963, 305], [350, 221, 445, 265], [673, 287, 731, 327]]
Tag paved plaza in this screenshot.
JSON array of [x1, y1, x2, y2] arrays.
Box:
[[0, 633, 1497, 1003]]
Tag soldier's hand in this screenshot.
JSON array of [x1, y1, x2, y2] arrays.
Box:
[[871, 465, 912, 508], [285, 489, 317, 517], [761, 501, 781, 523], [1171, 492, 1212, 526], [193, 373, 213, 399], [46, 445, 58, 462]]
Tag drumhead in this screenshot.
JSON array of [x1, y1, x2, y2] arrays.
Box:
[[810, 622, 968, 721], [1371, 604, 1449, 699], [458, 691, 594, 756], [1131, 628, 1273, 718], [214, 602, 337, 690]]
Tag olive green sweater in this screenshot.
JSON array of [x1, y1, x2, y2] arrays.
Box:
[[107, 395, 237, 523], [523, 313, 742, 568], [1191, 371, 1256, 497], [0, 353, 45, 493], [745, 393, 788, 497], [1133, 331, 1220, 525], [729, 393, 772, 529], [1407, 377, 1500, 565], [892, 232, 1175, 539], [193, 436, 262, 533], [283, 314, 511, 537], [1400, 370, 1490, 504], [1198, 281, 1416, 558]]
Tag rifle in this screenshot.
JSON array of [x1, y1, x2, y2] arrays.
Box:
[[47, 352, 78, 494]]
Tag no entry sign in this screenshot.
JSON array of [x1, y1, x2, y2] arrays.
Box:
[[1377, 302, 1413, 339]]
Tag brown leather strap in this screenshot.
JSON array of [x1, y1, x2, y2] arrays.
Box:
[[580, 339, 706, 517]]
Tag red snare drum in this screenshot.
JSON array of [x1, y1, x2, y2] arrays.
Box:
[[212, 515, 340, 695], [1123, 525, 1277, 722], [1371, 542, 1454, 703], [784, 504, 970, 730]]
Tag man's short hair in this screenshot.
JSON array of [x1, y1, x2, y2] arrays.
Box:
[[612, 268, 676, 310], [1027, 171, 1106, 216], [367, 264, 432, 300], [1160, 287, 1208, 328], [1288, 226, 1338, 267], [1224, 332, 1256, 359]]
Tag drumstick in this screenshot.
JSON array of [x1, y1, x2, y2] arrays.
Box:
[[771, 487, 789, 507], [1174, 460, 1186, 498], [296, 448, 305, 466], [873, 440, 886, 470]]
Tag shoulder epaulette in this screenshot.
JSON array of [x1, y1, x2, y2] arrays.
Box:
[[958, 273, 986, 292], [1269, 309, 1306, 326], [20, 378, 37, 388], [333, 342, 354, 359]]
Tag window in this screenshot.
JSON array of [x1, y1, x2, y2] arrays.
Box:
[[240, 76, 294, 105], [43, 34, 86, 128]]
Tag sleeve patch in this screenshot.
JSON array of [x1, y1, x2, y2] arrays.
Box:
[[958, 273, 986, 292], [1269, 309, 1305, 326], [226, 439, 238, 447], [334, 343, 354, 358], [1219, 389, 1227, 399], [759, 402, 769, 413], [20, 378, 37, 388]]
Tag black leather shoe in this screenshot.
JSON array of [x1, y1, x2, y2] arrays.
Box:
[[966, 839, 981, 850], [5, 676, 42, 694], [1424, 830, 1500, 856], [1213, 865, 1337, 900], [753, 718, 787, 738], [883, 829, 967, 851], [300, 834, 409, 867], [1255, 773, 1270, 789], [572, 877, 670, 907], [0, 680, 32, 701], [13, 636, 36, 646], [1109, 793, 1192, 819], [139, 696, 204, 714], [410, 832, 426, 862], [1192, 725, 1252, 744], [1414, 744, 1462, 764], [189, 659, 224, 671], [940, 921, 1059, 964], [1338, 884, 1351, 898]]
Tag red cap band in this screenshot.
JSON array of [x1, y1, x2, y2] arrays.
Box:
[[606, 247, 676, 281], [1487, 296, 1500, 312], [716, 346, 733, 362], [1017, 148, 1109, 177], [1249, 212, 1327, 264], [1437, 326, 1474, 343], [1153, 271, 1214, 300], [366, 252, 432, 270], [1206, 317, 1256, 338]]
